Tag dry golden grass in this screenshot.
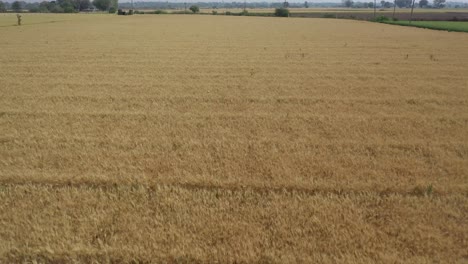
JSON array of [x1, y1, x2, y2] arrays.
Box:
[[0, 14, 467, 262]]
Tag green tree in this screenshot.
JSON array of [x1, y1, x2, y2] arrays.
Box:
[[304, 1, 308, 8], [92, 0, 111, 10], [395, 0, 411, 7], [343, 0, 353, 7], [38, 1, 50, 12], [74, 0, 91, 11], [50, 5, 64, 12], [343, 0, 354, 7], [419, 0, 428, 7], [12, 1, 22, 12], [58, 0, 76, 12], [274, 7, 289, 16], [433, 0, 445, 8], [368, 1, 374, 7], [25, 2, 38, 10], [189, 5, 199, 13], [0, 1, 6, 12]]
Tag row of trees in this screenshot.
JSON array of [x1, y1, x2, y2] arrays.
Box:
[[0, 1, 7, 12], [343, 1, 392, 8], [0, 1, 26, 12], [342, 0, 446, 8], [0, 0, 117, 12], [93, 0, 118, 11], [0, 0, 451, 13], [35, 0, 92, 13]]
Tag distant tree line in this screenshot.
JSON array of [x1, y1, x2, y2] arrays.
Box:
[[117, 1, 345, 10], [115, 1, 462, 10], [0, 1, 7, 12], [0, 0, 462, 13], [0, 0, 89, 12], [0, 0, 117, 12], [342, 0, 447, 8], [93, 0, 118, 11]]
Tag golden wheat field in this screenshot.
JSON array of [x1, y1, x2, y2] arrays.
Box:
[[0, 14, 468, 262]]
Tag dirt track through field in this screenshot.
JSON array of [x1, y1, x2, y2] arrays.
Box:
[[1, 14, 467, 262]]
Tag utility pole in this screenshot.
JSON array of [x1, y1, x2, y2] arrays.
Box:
[[243, 0, 246, 12], [392, 0, 396, 19], [373, 0, 376, 18], [409, 0, 416, 23], [184, 2, 187, 13]]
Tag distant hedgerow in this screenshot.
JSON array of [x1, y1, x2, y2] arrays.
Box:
[[152, 9, 167, 14], [274, 8, 289, 17], [372, 15, 390, 22]]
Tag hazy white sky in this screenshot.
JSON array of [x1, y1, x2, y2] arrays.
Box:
[[117, 0, 468, 3], [14, 0, 468, 4]]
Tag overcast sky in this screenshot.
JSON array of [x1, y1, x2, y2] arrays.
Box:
[[115, 0, 468, 3], [13, 0, 468, 4]]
